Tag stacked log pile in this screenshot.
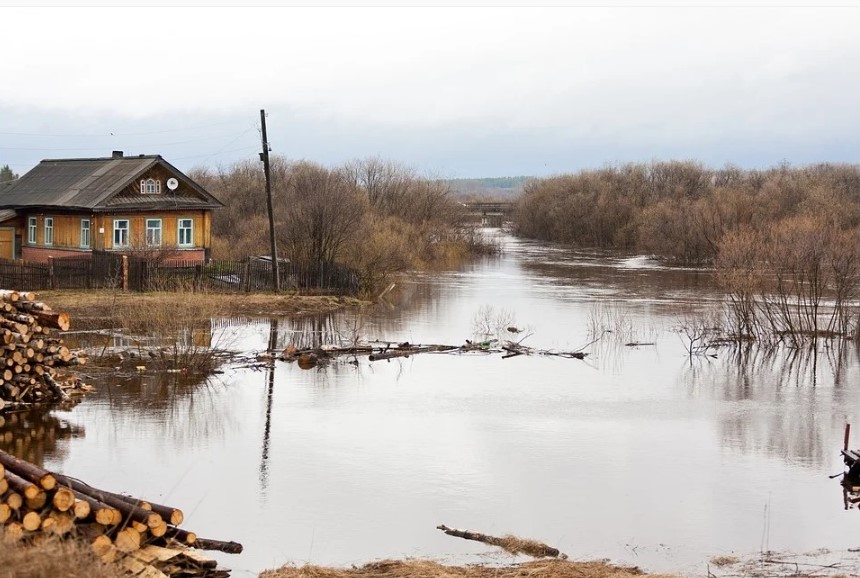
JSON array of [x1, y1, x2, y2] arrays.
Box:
[[1, 448, 241, 577], [0, 290, 89, 410]]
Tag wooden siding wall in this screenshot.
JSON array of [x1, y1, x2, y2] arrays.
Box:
[[24, 211, 210, 251]]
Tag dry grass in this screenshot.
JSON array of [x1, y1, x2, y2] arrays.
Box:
[[710, 555, 740, 567], [0, 534, 122, 578], [260, 559, 659, 578], [488, 535, 561, 558], [37, 290, 367, 329]]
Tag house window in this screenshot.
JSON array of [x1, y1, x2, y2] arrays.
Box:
[[44, 217, 53, 246], [141, 178, 161, 194], [178, 218, 193, 247], [27, 217, 37, 244], [80, 219, 91, 248], [146, 219, 162, 246], [113, 219, 129, 248]]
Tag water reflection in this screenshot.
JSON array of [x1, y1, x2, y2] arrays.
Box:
[[680, 341, 860, 467], [0, 407, 85, 467], [83, 371, 235, 447], [259, 319, 278, 498]]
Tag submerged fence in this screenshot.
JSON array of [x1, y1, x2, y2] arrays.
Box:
[[0, 254, 359, 295]]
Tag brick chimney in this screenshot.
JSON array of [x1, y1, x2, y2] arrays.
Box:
[[112, 150, 124, 159]]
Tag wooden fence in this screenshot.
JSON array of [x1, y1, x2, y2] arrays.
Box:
[[0, 254, 359, 295]]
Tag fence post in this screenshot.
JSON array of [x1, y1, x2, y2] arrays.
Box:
[[242, 259, 251, 293], [194, 264, 202, 292], [47, 257, 55, 290], [121, 255, 129, 291]]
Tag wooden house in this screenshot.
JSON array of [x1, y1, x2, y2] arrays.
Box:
[[0, 152, 223, 263]]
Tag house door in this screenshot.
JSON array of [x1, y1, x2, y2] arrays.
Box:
[[0, 227, 14, 261]]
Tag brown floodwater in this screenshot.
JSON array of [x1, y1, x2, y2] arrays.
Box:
[[5, 231, 859, 576]]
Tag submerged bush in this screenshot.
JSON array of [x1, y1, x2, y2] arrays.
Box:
[[715, 217, 859, 342]]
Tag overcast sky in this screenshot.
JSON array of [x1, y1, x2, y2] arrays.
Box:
[[1, 3, 857, 178]]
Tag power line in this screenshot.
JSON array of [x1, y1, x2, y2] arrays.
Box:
[[0, 119, 251, 138], [0, 129, 257, 151]]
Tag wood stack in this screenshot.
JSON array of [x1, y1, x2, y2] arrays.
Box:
[[1, 448, 241, 576], [0, 289, 87, 409]]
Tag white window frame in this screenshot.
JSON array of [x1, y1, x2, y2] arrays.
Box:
[[145, 218, 162, 247], [27, 217, 37, 244], [177, 218, 193, 247], [141, 178, 161, 194], [44, 217, 53, 246], [113, 219, 129, 248], [80, 219, 91, 248]]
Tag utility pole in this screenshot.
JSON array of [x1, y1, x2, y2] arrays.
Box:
[[260, 109, 280, 291]]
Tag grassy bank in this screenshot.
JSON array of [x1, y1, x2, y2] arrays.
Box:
[[0, 537, 662, 578], [0, 536, 121, 578], [39, 290, 367, 330], [260, 559, 662, 578]]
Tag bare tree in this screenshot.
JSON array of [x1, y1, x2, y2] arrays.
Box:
[[276, 161, 368, 265]]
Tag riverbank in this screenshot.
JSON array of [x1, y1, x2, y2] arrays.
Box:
[[38, 289, 369, 328], [0, 537, 665, 578], [260, 559, 662, 578]]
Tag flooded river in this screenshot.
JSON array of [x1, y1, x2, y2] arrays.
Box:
[[5, 231, 860, 576]]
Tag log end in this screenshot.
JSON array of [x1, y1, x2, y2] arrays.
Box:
[[170, 509, 184, 526], [114, 527, 142, 553], [146, 512, 164, 529], [40, 473, 57, 491], [22, 510, 42, 531]]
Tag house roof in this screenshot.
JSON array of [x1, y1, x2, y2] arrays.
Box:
[[0, 155, 223, 211]]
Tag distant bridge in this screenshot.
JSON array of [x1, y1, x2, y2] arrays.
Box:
[[461, 201, 515, 226]]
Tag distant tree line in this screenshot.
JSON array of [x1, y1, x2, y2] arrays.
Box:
[[514, 161, 859, 265], [514, 160, 860, 339], [190, 157, 495, 293]]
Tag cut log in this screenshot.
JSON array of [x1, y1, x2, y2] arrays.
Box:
[[4, 468, 42, 500], [0, 290, 21, 302], [193, 537, 244, 554], [3, 521, 24, 542], [132, 520, 149, 533], [0, 502, 10, 523], [104, 491, 183, 525], [436, 524, 564, 559], [115, 526, 143, 552], [52, 486, 76, 512], [0, 448, 57, 490], [52, 472, 162, 529], [149, 518, 168, 538], [46, 511, 75, 536], [164, 526, 197, 546], [91, 534, 118, 562], [31, 311, 71, 332], [3, 490, 23, 510], [72, 498, 92, 520], [368, 348, 417, 361], [25, 491, 47, 510], [68, 488, 119, 525], [22, 510, 42, 531]]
